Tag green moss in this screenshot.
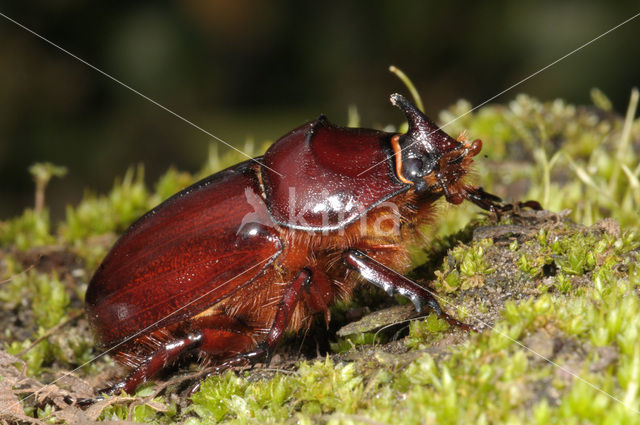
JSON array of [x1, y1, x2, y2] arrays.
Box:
[[60, 165, 152, 242], [98, 396, 177, 423], [405, 314, 449, 349], [516, 252, 546, 277], [330, 333, 384, 354], [433, 238, 494, 292], [153, 167, 194, 202], [0, 209, 55, 250], [550, 233, 598, 275], [554, 272, 573, 294], [3, 270, 72, 376], [33, 271, 69, 329], [188, 359, 366, 424], [7, 338, 51, 377]]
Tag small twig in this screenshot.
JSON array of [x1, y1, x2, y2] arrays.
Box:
[[259, 367, 297, 375], [145, 365, 220, 400], [0, 412, 46, 425], [0, 264, 36, 286], [16, 310, 83, 358]]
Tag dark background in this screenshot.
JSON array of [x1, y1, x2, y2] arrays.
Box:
[[1, 1, 639, 220]]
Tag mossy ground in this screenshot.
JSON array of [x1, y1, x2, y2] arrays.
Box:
[[0, 89, 639, 424]]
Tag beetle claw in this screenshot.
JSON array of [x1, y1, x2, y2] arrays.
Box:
[[214, 344, 270, 374]]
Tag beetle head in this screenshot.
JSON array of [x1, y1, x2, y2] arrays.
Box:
[[390, 93, 482, 204]]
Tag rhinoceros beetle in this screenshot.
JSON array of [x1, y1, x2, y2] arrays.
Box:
[[85, 93, 522, 397]]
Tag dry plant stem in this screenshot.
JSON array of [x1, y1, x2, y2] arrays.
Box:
[[34, 181, 45, 214], [0, 413, 46, 425], [16, 310, 83, 358], [0, 264, 36, 286], [144, 363, 239, 401], [318, 414, 390, 425]]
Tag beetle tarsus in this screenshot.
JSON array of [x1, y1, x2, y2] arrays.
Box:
[[463, 186, 503, 211], [464, 187, 542, 219], [216, 342, 272, 374]]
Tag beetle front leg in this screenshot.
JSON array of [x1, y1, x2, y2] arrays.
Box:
[[463, 186, 503, 212], [464, 186, 542, 215], [343, 249, 471, 330]]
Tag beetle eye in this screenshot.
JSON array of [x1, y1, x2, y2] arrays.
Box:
[[402, 158, 424, 180]]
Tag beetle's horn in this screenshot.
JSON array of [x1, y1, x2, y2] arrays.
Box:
[[390, 93, 461, 155]]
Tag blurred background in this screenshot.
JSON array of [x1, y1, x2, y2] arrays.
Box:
[[1, 0, 639, 220]]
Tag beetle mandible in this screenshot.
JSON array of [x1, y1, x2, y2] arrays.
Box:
[[85, 93, 510, 396]]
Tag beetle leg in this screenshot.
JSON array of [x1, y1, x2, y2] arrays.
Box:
[[464, 186, 542, 216], [97, 269, 311, 398], [463, 186, 503, 212], [343, 249, 472, 330], [263, 268, 312, 353], [99, 333, 204, 396], [212, 268, 313, 371]]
